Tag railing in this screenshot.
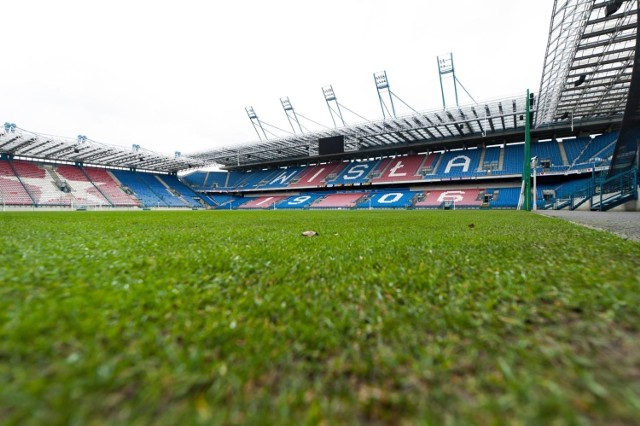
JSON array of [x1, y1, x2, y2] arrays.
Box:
[[544, 168, 638, 211], [80, 167, 114, 207], [544, 182, 594, 210], [591, 168, 638, 211], [7, 160, 37, 205]]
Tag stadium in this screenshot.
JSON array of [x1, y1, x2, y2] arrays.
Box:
[[0, 2, 638, 212], [1, 1, 640, 424]]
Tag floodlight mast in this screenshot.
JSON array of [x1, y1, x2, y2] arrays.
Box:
[[373, 71, 396, 119], [438, 53, 460, 109], [280, 97, 303, 134], [322, 85, 346, 128], [245, 106, 268, 141]]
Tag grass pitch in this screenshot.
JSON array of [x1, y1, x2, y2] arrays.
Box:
[[1, 210, 639, 425]]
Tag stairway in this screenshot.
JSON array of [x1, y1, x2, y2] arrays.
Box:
[[551, 169, 638, 211], [591, 169, 638, 211], [477, 147, 486, 172], [80, 167, 114, 207], [431, 154, 445, 174], [558, 140, 569, 166], [497, 147, 505, 171], [7, 160, 37, 205]]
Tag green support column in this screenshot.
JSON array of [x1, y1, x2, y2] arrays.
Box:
[[522, 89, 532, 211]]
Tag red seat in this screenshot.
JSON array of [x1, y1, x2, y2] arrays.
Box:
[[311, 193, 365, 208]]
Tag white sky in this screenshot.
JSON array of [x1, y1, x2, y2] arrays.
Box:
[[1, 0, 554, 156]]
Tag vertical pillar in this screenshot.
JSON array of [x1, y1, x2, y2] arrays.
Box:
[[522, 90, 532, 211]]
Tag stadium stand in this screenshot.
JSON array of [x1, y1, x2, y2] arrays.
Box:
[[435, 149, 482, 178], [488, 188, 521, 209], [110, 170, 191, 208], [111, 170, 167, 207], [227, 197, 252, 209], [420, 153, 441, 175], [56, 165, 112, 206], [562, 137, 592, 166], [10, 159, 46, 180], [571, 132, 618, 167], [137, 173, 187, 207], [182, 171, 229, 190], [482, 146, 501, 171], [289, 163, 347, 188], [205, 194, 238, 207], [158, 174, 202, 208], [357, 190, 417, 209], [260, 167, 305, 189], [82, 168, 139, 207], [167, 130, 623, 212], [326, 160, 381, 186], [277, 193, 325, 209], [238, 195, 288, 209], [235, 169, 281, 190], [415, 188, 484, 209], [310, 192, 365, 209], [11, 160, 71, 206], [0, 160, 34, 205], [0, 127, 624, 210], [371, 155, 426, 183], [531, 141, 565, 170], [368, 158, 392, 179], [553, 178, 592, 198], [206, 171, 231, 189], [224, 170, 246, 189], [181, 171, 207, 189], [499, 144, 524, 175]]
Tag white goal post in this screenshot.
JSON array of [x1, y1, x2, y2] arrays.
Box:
[[442, 197, 456, 210]]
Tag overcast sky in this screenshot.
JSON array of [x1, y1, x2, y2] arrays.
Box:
[[1, 0, 554, 156]]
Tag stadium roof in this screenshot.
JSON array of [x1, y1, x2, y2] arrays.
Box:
[[0, 126, 205, 173], [536, 0, 638, 127], [189, 96, 535, 169]]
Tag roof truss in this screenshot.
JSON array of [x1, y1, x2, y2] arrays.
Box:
[[537, 0, 638, 127], [0, 128, 205, 173], [189, 96, 532, 167]]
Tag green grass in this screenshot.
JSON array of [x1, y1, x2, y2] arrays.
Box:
[[1, 210, 639, 425]]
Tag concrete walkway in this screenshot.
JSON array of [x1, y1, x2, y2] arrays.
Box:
[[536, 210, 640, 242]]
